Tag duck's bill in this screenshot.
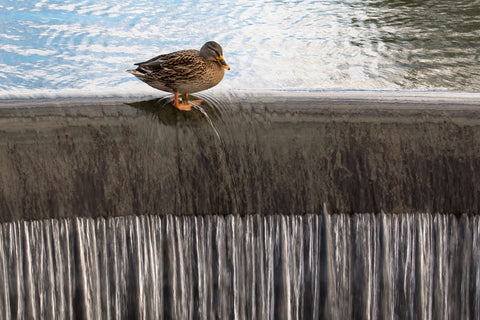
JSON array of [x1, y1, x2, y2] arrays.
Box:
[[217, 56, 230, 70]]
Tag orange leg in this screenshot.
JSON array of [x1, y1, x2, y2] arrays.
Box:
[[174, 92, 192, 111], [185, 93, 203, 107]]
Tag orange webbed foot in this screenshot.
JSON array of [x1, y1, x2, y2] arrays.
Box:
[[176, 103, 192, 111], [189, 99, 203, 106], [173, 92, 192, 111]]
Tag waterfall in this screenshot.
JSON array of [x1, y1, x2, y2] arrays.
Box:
[[1, 213, 478, 319]]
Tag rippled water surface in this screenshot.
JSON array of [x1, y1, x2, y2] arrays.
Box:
[[1, 0, 480, 97]]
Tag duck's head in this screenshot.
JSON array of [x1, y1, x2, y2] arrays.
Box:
[[200, 41, 230, 70]]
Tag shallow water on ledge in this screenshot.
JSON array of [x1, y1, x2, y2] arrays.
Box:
[[1, 213, 479, 319], [1, 92, 480, 220]]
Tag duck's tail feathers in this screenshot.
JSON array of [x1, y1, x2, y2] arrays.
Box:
[[126, 69, 147, 78]]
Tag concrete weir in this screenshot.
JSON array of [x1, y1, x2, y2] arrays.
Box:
[[1, 91, 479, 219]]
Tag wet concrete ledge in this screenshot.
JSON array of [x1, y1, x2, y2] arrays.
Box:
[[1, 91, 479, 221]]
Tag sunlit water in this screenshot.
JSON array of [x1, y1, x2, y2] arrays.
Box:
[[1, 0, 480, 98]]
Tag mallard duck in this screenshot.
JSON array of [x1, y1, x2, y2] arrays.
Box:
[[127, 41, 230, 111]]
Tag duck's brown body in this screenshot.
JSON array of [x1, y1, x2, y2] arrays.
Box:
[[127, 41, 230, 111], [128, 49, 225, 94]]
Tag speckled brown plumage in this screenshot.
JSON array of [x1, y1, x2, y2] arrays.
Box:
[[127, 41, 229, 111]]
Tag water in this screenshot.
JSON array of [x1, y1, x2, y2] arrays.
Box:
[[2, 1, 480, 318], [1, 0, 480, 97], [2, 93, 480, 220], [0, 213, 479, 319], [191, 103, 221, 140]]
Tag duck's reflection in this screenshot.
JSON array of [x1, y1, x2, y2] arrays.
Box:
[[126, 95, 221, 127]]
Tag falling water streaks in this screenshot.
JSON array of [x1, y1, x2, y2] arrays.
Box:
[[172, 100, 241, 215], [191, 103, 221, 141], [0, 213, 479, 319]]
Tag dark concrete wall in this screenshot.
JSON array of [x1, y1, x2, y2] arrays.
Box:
[[1, 93, 479, 221]]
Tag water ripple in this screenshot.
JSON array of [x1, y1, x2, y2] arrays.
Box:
[[0, 0, 479, 97]]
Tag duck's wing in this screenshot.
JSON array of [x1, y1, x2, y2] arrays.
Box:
[[134, 50, 204, 75]]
